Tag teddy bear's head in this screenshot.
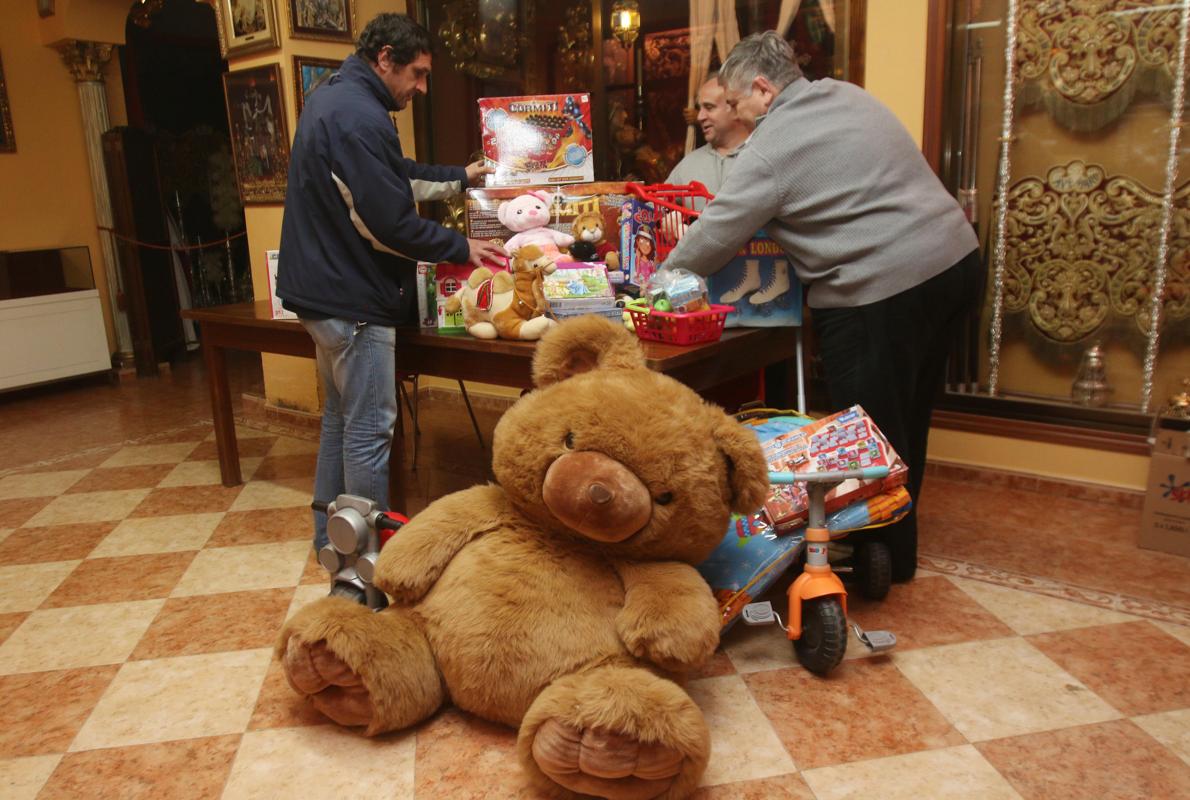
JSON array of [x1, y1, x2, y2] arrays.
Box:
[[497, 190, 554, 233], [571, 211, 606, 244], [491, 316, 770, 565]]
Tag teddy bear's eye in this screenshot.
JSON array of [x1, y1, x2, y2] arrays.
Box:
[[563, 432, 575, 449], [655, 492, 674, 506]]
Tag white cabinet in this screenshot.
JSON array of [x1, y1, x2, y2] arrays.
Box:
[[0, 289, 111, 391]]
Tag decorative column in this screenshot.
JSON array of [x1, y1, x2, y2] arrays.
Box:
[[54, 39, 134, 365]]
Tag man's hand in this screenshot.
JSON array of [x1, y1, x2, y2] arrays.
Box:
[[467, 238, 507, 270], [465, 160, 495, 186]]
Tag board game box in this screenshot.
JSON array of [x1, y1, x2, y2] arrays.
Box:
[[478, 94, 594, 187]]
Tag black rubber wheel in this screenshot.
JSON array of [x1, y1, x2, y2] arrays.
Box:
[[855, 540, 893, 601], [329, 582, 367, 605], [793, 597, 848, 674]]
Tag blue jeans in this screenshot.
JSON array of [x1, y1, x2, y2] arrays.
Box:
[[301, 317, 398, 551]]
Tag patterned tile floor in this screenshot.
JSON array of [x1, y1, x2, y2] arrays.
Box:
[[1, 357, 1188, 799]]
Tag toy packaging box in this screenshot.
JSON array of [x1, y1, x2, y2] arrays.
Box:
[[431, 261, 509, 333], [760, 405, 907, 531], [543, 265, 618, 321], [264, 250, 296, 320], [697, 414, 912, 629], [466, 182, 631, 280], [620, 197, 803, 327], [1138, 420, 1190, 558], [415, 263, 436, 328], [479, 94, 594, 187]]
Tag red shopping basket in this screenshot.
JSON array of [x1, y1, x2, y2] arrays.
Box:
[[626, 181, 714, 263], [626, 303, 734, 345]]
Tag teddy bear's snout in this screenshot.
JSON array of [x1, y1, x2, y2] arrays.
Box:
[[542, 451, 652, 542]]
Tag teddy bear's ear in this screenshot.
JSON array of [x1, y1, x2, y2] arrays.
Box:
[[496, 200, 510, 227], [712, 415, 771, 515], [532, 316, 645, 387]]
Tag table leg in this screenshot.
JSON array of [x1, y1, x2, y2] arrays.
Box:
[[202, 339, 242, 487]]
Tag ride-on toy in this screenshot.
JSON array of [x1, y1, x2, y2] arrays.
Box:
[[313, 495, 407, 610], [739, 468, 898, 674]]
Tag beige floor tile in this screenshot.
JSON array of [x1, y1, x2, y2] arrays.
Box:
[[1133, 709, 1190, 766], [0, 561, 79, 613], [69, 648, 272, 751], [801, 745, 1023, 800], [687, 674, 797, 785], [948, 577, 1137, 635], [1156, 621, 1190, 647], [0, 600, 165, 675], [286, 584, 331, 620], [0, 529, 10, 545], [158, 458, 262, 488], [230, 480, 313, 512], [0, 470, 88, 500], [893, 638, 1121, 741], [0, 754, 63, 800], [722, 620, 799, 674], [171, 541, 310, 597], [222, 724, 415, 800], [90, 513, 225, 558], [24, 489, 151, 527], [267, 436, 320, 456], [235, 426, 276, 439], [101, 443, 200, 468]]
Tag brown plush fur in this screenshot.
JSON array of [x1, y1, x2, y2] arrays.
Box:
[[278, 316, 770, 799]]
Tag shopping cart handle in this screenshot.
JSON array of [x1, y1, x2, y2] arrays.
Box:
[[769, 466, 889, 484]]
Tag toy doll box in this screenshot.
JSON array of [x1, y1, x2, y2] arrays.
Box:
[[761, 405, 907, 531], [432, 260, 509, 334], [466, 182, 631, 263], [620, 200, 801, 327], [479, 94, 594, 187]]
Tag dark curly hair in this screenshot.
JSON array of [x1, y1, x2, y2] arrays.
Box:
[[356, 13, 432, 66]]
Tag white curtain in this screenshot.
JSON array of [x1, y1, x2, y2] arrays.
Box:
[[684, 0, 741, 153]]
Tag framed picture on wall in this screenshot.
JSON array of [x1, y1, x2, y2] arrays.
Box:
[[0, 51, 14, 153], [292, 55, 341, 116], [288, 0, 357, 43], [212, 0, 282, 59], [222, 64, 290, 204]]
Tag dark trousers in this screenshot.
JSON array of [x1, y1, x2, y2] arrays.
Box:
[[811, 249, 984, 581]]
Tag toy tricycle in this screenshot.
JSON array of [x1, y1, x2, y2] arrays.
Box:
[[737, 468, 898, 674], [312, 495, 407, 610]]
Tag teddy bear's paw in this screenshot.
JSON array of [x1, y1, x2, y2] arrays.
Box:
[[620, 616, 720, 673], [531, 719, 684, 800], [283, 637, 375, 728]]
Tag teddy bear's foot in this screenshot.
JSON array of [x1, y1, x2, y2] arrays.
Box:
[[278, 596, 444, 736], [518, 665, 709, 800]]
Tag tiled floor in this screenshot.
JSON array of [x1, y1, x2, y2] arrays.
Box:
[[1, 355, 1188, 799]]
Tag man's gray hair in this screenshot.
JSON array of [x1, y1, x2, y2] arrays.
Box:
[[719, 31, 803, 95]]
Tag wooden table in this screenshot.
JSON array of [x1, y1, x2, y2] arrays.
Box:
[[182, 301, 797, 508]]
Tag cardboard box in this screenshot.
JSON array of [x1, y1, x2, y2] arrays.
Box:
[[416, 263, 436, 328], [1139, 422, 1190, 558], [264, 250, 297, 320], [478, 94, 594, 187]]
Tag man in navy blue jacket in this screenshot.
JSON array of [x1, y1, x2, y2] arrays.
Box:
[[278, 13, 505, 550]]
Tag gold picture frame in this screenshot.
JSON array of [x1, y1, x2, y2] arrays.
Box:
[[222, 63, 290, 203], [212, 0, 282, 59], [0, 51, 14, 153], [292, 55, 341, 117], [288, 0, 358, 44]]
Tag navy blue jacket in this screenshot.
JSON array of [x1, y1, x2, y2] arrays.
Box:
[[277, 54, 469, 325]]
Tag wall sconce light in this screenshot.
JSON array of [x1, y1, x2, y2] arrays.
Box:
[[610, 0, 640, 48]]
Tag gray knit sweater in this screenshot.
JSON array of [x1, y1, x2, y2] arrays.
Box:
[[663, 78, 978, 308]]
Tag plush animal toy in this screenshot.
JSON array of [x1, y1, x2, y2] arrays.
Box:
[[567, 210, 621, 269], [498, 190, 575, 259], [444, 245, 558, 340], [279, 316, 770, 800]]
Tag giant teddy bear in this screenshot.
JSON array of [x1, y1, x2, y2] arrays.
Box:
[[278, 316, 770, 799]]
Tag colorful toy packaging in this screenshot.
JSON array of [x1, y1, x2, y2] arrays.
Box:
[[760, 405, 907, 530], [416, 263, 436, 328], [478, 94, 594, 187], [543, 264, 618, 322]]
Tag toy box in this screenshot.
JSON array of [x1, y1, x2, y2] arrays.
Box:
[[264, 250, 296, 320], [760, 405, 907, 531], [432, 261, 510, 333], [416, 263, 436, 328], [466, 182, 631, 275], [543, 264, 617, 321], [479, 94, 594, 187], [1139, 420, 1190, 558]]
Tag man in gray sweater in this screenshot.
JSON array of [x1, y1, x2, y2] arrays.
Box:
[[664, 32, 982, 582]]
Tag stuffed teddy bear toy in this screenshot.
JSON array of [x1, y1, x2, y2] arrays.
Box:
[[567, 210, 621, 269], [279, 316, 770, 800], [498, 190, 576, 260], [443, 245, 558, 340]]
